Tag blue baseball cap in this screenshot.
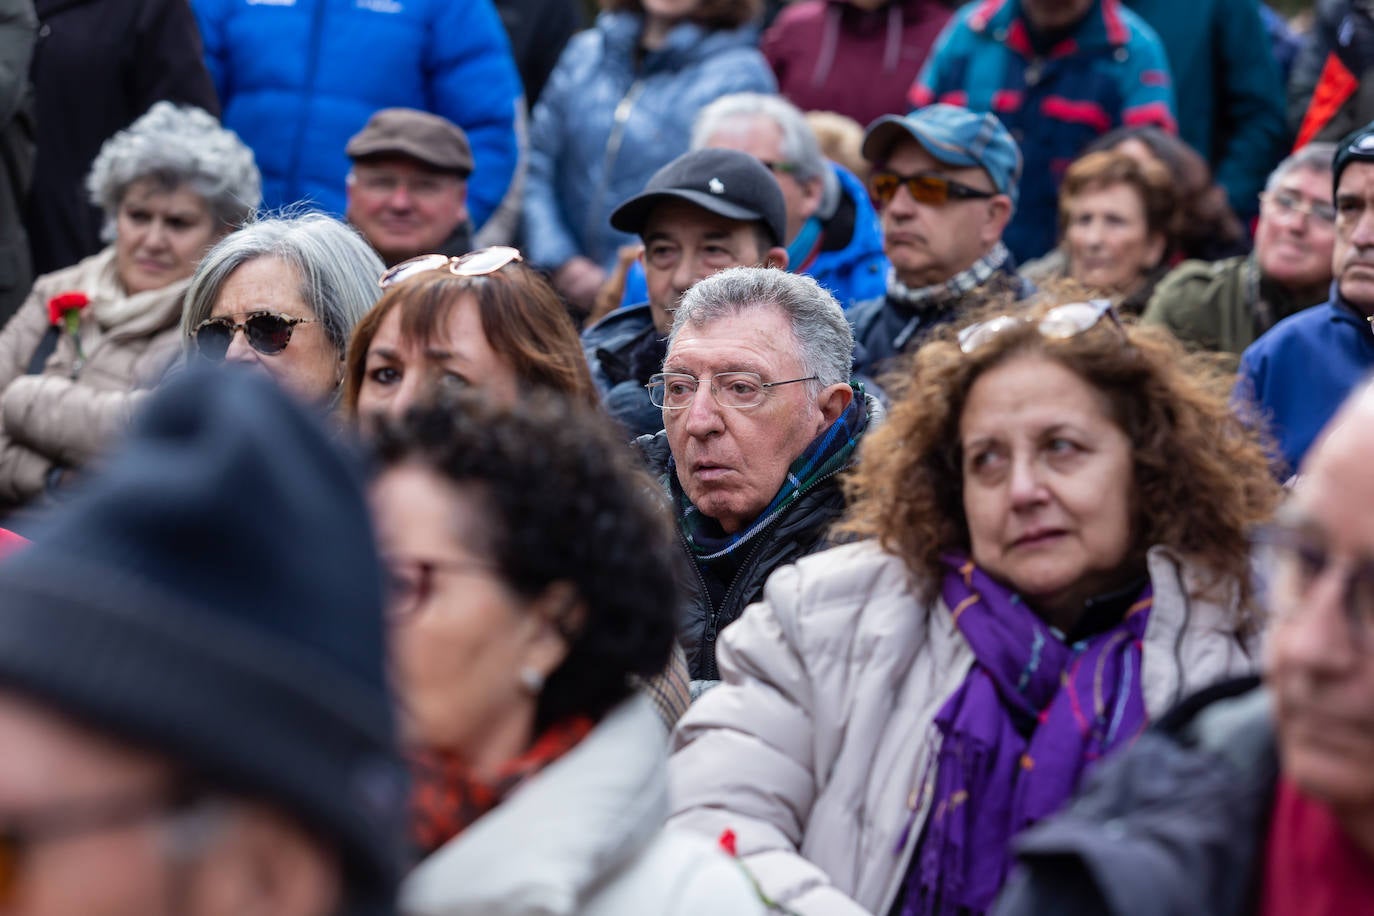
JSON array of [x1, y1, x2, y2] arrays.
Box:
[[862, 104, 1023, 209]]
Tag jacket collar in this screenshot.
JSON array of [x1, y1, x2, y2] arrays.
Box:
[[400, 696, 666, 915], [968, 0, 1129, 57]]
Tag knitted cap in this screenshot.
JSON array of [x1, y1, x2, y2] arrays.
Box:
[[0, 368, 406, 908]]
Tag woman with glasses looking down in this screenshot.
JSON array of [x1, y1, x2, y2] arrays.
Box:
[[0, 103, 258, 514], [343, 247, 598, 436], [369, 394, 765, 915], [668, 291, 1282, 915]]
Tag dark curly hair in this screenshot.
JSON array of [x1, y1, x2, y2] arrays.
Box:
[[371, 393, 678, 729], [842, 289, 1282, 622]]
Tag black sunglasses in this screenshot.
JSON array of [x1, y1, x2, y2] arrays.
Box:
[[192, 312, 315, 361]]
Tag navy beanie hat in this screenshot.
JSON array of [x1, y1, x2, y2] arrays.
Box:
[[0, 368, 406, 908]]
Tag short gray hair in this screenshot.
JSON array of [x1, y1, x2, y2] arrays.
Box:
[[87, 102, 262, 242], [670, 267, 853, 393], [181, 213, 385, 357], [1266, 141, 1337, 193], [692, 92, 839, 207]]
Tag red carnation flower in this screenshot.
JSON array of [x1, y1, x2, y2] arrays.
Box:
[[47, 291, 89, 328]]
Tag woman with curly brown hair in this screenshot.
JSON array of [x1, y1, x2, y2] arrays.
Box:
[[668, 293, 1281, 916]]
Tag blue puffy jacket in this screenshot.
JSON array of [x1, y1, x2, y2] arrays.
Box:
[[523, 11, 775, 272], [192, 0, 521, 228]]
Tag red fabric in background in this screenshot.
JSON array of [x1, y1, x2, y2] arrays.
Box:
[[1261, 776, 1374, 916], [0, 529, 26, 557]]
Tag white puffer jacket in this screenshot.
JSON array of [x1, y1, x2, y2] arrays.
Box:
[[401, 695, 765, 916], [668, 540, 1260, 915]]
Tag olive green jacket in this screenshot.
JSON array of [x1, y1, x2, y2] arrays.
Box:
[[1141, 254, 1327, 359]]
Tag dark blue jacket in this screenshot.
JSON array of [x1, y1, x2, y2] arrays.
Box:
[[1238, 293, 1374, 475], [1124, 0, 1286, 221], [192, 0, 521, 227], [581, 303, 664, 439]]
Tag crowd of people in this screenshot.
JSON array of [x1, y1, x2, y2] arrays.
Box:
[[0, 0, 1372, 914]]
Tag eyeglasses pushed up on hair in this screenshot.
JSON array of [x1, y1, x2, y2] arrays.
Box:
[[956, 299, 1121, 354], [646, 371, 818, 410], [378, 246, 523, 289], [867, 170, 997, 208], [191, 312, 315, 361]]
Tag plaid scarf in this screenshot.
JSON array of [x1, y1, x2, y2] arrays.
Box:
[[900, 555, 1153, 915], [886, 242, 1011, 309], [408, 715, 594, 857], [674, 387, 866, 562]]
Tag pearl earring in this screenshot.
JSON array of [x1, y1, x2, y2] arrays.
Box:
[[519, 667, 544, 694]]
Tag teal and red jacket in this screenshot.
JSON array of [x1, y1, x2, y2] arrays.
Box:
[[910, 0, 1176, 261]]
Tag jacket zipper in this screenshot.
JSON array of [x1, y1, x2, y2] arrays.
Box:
[[587, 78, 645, 262], [693, 461, 850, 682], [287, 0, 330, 201]]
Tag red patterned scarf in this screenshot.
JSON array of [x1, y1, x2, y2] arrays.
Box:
[[409, 716, 595, 856]]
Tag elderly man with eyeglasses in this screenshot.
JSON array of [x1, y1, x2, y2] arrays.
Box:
[[1238, 123, 1374, 475], [634, 266, 877, 687], [848, 104, 1032, 381], [995, 377, 1374, 915], [1143, 142, 1337, 359]]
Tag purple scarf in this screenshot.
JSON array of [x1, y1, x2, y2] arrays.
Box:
[[901, 554, 1153, 915]]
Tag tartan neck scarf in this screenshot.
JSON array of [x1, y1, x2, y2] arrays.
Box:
[[886, 242, 1011, 309], [674, 386, 866, 562], [408, 715, 595, 857]]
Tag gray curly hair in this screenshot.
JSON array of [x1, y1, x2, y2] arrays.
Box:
[[87, 102, 262, 242]]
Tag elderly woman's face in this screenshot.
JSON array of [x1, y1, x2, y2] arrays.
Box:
[[371, 463, 567, 759], [208, 257, 343, 403], [1064, 182, 1165, 295], [115, 178, 222, 295], [354, 293, 521, 437], [960, 354, 1136, 626]]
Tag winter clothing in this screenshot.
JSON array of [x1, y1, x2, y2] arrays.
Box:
[[1291, 0, 1374, 147], [615, 161, 889, 313], [849, 245, 1034, 380], [1263, 3, 1303, 87], [400, 694, 765, 916], [1142, 253, 1329, 358], [1124, 0, 1286, 221], [582, 302, 664, 440], [1237, 292, 1374, 474], [636, 390, 877, 681], [1333, 120, 1374, 194], [911, 0, 1177, 261], [994, 677, 1274, 916], [192, 0, 520, 229], [0, 0, 32, 328], [25, 0, 218, 276], [0, 367, 408, 911], [791, 163, 890, 307], [669, 540, 1261, 915], [0, 247, 188, 510], [409, 716, 595, 855], [611, 148, 788, 246], [523, 11, 775, 273], [762, 0, 952, 129], [494, 0, 583, 107]]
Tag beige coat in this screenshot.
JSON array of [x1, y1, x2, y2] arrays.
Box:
[[668, 540, 1260, 915], [0, 246, 187, 507]]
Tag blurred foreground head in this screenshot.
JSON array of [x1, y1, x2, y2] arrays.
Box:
[[0, 368, 404, 916], [1266, 380, 1374, 817]]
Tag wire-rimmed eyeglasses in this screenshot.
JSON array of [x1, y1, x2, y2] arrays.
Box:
[[645, 371, 818, 410]]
